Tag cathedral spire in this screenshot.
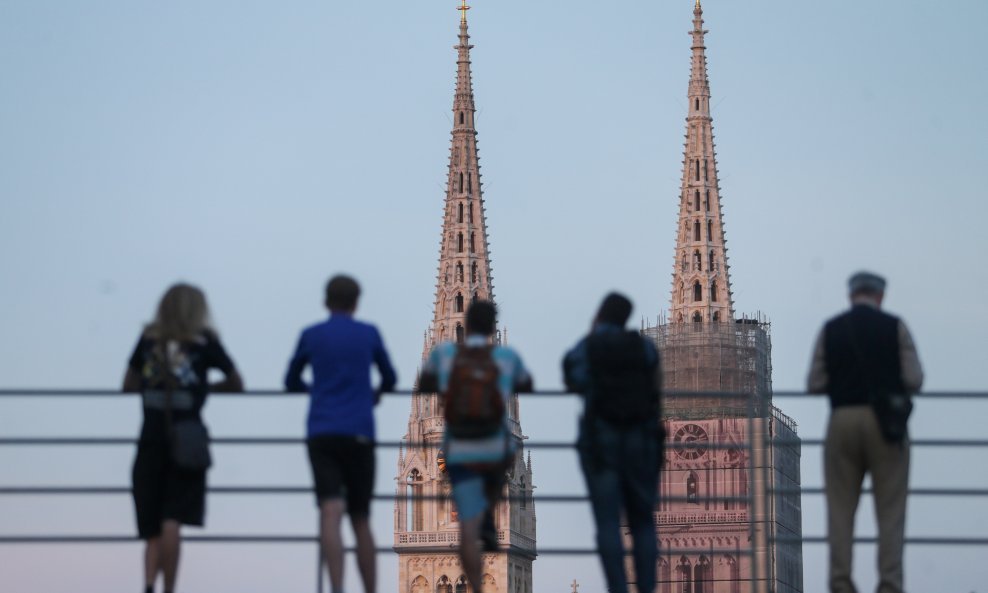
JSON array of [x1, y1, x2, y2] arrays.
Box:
[[424, 0, 493, 354], [669, 0, 734, 324]]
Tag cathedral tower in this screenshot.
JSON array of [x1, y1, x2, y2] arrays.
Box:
[[394, 5, 537, 593], [644, 3, 803, 592]]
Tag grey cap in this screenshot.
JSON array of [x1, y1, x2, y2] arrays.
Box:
[[848, 271, 886, 295]]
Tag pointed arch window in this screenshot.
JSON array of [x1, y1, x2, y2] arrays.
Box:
[[704, 190, 710, 211], [467, 172, 472, 193], [471, 262, 478, 283], [687, 471, 699, 503], [455, 262, 464, 282], [703, 159, 709, 181], [457, 233, 464, 253], [693, 221, 701, 242], [695, 159, 700, 181], [406, 469, 423, 531], [693, 282, 702, 302], [455, 293, 464, 313], [437, 577, 453, 593], [713, 311, 720, 322], [695, 98, 699, 111], [693, 250, 702, 272], [707, 220, 713, 241], [469, 232, 476, 253], [459, 111, 465, 125], [709, 250, 715, 271], [455, 324, 464, 344], [692, 311, 702, 323], [519, 475, 527, 509], [694, 556, 712, 593], [678, 557, 693, 593], [711, 281, 718, 302], [457, 203, 463, 223], [455, 576, 468, 593], [694, 190, 700, 211], [468, 202, 474, 223], [472, 292, 479, 304]]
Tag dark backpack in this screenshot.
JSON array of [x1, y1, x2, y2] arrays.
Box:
[[586, 331, 660, 426], [444, 345, 504, 438]]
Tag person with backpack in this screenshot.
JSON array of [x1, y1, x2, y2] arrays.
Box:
[[418, 300, 533, 593], [563, 293, 664, 593], [285, 275, 397, 593]]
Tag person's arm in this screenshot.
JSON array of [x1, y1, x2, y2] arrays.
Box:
[[373, 330, 397, 404], [806, 329, 829, 394], [562, 339, 589, 394], [284, 334, 310, 393], [514, 359, 534, 394], [206, 334, 244, 392], [212, 370, 244, 393], [898, 320, 924, 393], [122, 337, 144, 392], [417, 348, 441, 394]]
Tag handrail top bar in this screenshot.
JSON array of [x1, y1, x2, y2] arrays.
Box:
[[0, 388, 985, 398]]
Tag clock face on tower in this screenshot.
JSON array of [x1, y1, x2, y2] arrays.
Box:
[[674, 423, 709, 460]]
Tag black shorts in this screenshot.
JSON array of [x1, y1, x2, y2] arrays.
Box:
[[306, 435, 375, 517], [132, 440, 206, 539]]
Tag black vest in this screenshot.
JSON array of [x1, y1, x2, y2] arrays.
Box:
[[823, 304, 903, 408]]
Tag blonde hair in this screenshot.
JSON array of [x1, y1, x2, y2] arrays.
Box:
[[144, 283, 214, 343]]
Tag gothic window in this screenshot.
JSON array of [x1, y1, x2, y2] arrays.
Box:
[[687, 471, 699, 503], [467, 172, 472, 193], [704, 190, 710, 211], [707, 220, 712, 241], [455, 293, 464, 313], [713, 311, 720, 322], [444, 265, 450, 286], [694, 190, 700, 211], [472, 292, 479, 304], [458, 172, 464, 193], [437, 577, 453, 593], [457, 233, 464, 253], [694, 556, 712, 593], [695, 159, 700, 181], [693, 221, 701, 241], [693, 250, 701, 271], [658, 558, 672, 593], [695, 98, 699, 111], [693, 282, 702, 302], [711, 281, 718, 302], [709, 250, 715, 270], [468, 202, 474, 222], [456, 263, 464, 282], [459, 111, 465, 125], [703, 159, 708, 180], [406, 470, 423, 531], [455, 324, 464, 344], [455, 576, 468, 593], [677, 557, 692, 593], [458, 203, 463, 223], [469, 232, 475, 253], [519, 475, 527, 509], [692, 311, 702, 323], [471, 262, 478, 283]]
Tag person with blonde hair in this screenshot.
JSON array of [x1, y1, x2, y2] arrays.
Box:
[[123, 283, 243, 593]]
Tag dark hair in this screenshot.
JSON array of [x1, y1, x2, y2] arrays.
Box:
[[595, 292, 633, 327], [325, 275, 361, 311], [465, 300, 497, 336]]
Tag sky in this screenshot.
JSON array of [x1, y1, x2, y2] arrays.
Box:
[[1, 0, 987, 592]]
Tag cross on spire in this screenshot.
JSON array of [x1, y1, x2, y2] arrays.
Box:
[[458, 0, 470, 23]]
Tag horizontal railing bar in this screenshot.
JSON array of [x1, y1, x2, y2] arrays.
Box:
[[770, 487, 988, 497], [772, 535, 988, 546], [1, 389, 985, 398]]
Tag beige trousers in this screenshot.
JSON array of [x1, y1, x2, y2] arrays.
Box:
[[824, 405, 909, 593]]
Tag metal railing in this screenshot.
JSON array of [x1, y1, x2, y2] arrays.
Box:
[[1, 389, 986, 593]]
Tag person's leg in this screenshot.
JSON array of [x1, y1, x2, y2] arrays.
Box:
[[159, 520, 181, 593], [623, 429, 659, 593], [583, 461, 628, 593], [143, 537, 161, 592], [824, 408, 867, 593], [320, 499, 347, 593], [480, 468, 507, 551], [350, 514, 376, 593], [459, 513, 485, 592], [865, 414, 910, 593]]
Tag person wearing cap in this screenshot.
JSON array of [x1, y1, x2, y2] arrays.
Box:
[[807, 272, 923, 593], [563, 293, 663, 593]]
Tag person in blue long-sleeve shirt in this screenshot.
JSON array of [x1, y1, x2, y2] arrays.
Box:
[[285, 275, 396, 593]]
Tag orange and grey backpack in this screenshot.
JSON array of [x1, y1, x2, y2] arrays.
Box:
[[443, 345, 504, 439]]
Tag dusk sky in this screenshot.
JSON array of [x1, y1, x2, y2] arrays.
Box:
[[1, 1, 986, 592]]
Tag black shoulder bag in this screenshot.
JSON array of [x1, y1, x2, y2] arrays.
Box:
[[161, 347, 213, 471]]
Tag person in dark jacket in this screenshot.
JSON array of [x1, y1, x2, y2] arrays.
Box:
[[563, 293, 663, 593], [808, 272, 923, 593]]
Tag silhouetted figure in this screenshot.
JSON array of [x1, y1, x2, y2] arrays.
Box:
[[418, 300, 533, 593], [808, 272, 923, 593], [285, 275, 396, 593], [123, 283, 244, 593], [563, 293, 664, 593]]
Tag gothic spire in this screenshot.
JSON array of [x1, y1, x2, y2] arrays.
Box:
[[669, 0, 734, 324]]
